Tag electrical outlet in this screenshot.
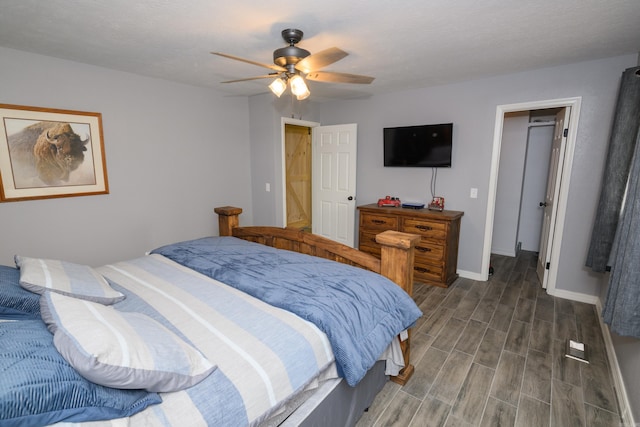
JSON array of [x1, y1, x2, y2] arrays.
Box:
[[470, 188, 478, 199], [265, 183, 271, 192]]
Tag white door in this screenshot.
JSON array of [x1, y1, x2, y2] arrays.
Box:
[[518, 125, 554, 251], [312, 124, 357, 247], [536, 107, 570, 288]]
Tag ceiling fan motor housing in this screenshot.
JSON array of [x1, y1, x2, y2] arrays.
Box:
[[273, 28, 310, 68]]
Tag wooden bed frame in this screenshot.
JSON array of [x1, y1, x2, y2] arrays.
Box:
[[214, 206, 420, 385]]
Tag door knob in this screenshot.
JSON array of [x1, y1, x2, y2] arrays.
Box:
[[539, 202, 548, 207], [347, 196, 354, 201]]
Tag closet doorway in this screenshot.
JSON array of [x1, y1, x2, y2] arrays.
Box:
[[284, 123, 312, 232], [492, 109, 559, 257], [483, 97, 582, 295]]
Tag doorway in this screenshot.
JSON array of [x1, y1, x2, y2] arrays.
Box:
[[483, 97, 582, 295], [518, 111, 557, 254], [284, 124, 312, 231], [491, 109, 559, 256], [280, 119, 359, 247], [280, 118, 319, 228]]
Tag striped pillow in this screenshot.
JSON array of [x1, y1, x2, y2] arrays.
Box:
[[15, 256, 124, 305], [40, 292, 216, 392]]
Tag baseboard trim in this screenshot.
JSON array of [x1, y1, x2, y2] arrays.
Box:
[[457, 269, 485, 281], [547, 287, 598, 304], [489, 249, 516, 257], [594, 300, 636, 427]]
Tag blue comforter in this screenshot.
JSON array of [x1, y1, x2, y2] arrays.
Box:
[[152, 236, 422, 386]]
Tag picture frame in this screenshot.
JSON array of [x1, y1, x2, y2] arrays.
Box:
[[0, 104, 109, 202]]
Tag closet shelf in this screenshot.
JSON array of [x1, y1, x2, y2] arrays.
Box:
[[528, 120, 556, 127]]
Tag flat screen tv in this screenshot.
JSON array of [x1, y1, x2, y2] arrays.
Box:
[[384, 123, 453, 167]]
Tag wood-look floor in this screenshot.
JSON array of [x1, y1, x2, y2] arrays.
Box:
[[356, 251, 623, 427]]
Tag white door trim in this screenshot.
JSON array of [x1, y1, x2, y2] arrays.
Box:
[[280, 117, 320, 228], [482, 97, 582, 296]]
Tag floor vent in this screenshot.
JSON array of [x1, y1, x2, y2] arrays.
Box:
[[565, 339, 589, 363]]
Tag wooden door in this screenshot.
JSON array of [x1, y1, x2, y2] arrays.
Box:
[[285, 124, 312, 231], [536, 107, 570, 288], [312, 124, 358, 247]]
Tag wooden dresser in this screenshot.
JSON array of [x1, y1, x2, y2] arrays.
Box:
[[357, 204, 464, 287]]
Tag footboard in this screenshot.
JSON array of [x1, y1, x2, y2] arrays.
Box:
[[214, 206, 420, 385]]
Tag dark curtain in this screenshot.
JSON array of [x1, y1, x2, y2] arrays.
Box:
[[586, 66, 640, 272], [603, 129, 640, 337], [587, 66, 640, 338]]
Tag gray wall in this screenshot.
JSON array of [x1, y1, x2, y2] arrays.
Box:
[[248, 93, 321, 227], [248, 94, 281, 226], [316, 54, 636, 297], [0, 47, 253, 266]]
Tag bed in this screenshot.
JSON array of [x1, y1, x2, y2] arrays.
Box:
[[0, 206, 422, 427]]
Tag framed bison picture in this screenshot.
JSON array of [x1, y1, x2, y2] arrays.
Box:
[[0, 104, 108, 202]]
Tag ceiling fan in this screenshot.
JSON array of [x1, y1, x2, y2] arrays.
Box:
[[211, 29, 374, 100]]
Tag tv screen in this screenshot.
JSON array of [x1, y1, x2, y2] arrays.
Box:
[[384, 123, 453, 167]]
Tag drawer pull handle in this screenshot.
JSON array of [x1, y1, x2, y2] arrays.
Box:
[[416, 225, 433, 231], [372, 219, 386, 225], [415, 267, 431, 273], [416, 247, 432, 252]]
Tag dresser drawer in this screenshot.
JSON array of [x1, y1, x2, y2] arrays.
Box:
[[360, 213, 399, 231], [403, 218, 447, 240], [358, 231, 382, 256], [414, 240, 444, 263], [413, 261, 444, 283]]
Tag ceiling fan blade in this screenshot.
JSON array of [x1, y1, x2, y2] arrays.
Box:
[[306, 71, 375, 84], [211, 52, 286, 72], [221, 74, 280, 83], [295, 47, 348, 73]]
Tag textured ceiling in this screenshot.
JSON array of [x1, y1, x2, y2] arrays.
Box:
[[1, 0, 639, 101]]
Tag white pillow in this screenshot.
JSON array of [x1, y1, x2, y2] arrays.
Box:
[[40, 292, 216, 392], [15, 256, 124, 305]]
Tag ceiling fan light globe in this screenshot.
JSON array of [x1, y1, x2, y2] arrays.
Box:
[[296, 90, 310, 101], [268, 78, 287, 97], [290, 75, 310, 99]]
